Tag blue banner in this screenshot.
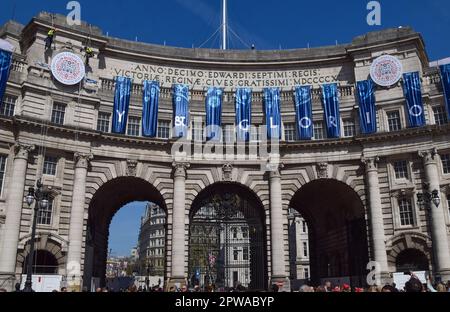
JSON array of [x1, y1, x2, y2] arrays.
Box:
[[356, 80, 377, 134], [173, 84, 190, 138], [0, 49, 12, 105], [264, 88, 282, 140], [142, 80, 160, 137], [440, 64, 450, 120], [235, 88, 252, 142], [321, 83, 341, 138], [112, 76, 132, 134], [294, 86, 313, 140], [402, 72, 425, 128], [205, 87, 223, 141]]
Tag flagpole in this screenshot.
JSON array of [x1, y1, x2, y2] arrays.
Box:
[[222, 0, 227, 50]]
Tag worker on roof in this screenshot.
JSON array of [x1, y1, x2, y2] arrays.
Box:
[[45, 28, 56, 50], [83, 46, 95, 65]]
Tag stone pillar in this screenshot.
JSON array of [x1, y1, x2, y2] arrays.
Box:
[[419, 149, 450, 281], [0, 143, 34, 291], [169, 162, 189, 288], [269, 165, 290, 291], [362, 156, 390, 283], [66, 153, 92, 291]]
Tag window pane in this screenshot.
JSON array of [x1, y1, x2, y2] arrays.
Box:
[[399, 198, 414, 226], [37, 200, 53, 225], [394, 160, 408, 179], [51, 103, 66, 125], [127, 117, 141, 136], [387, 111, 401, 132], [343, 119, 356, 137], [313, 121, 325, 140], [284, 123, 296, 142], [442, 154, 450, 174], [97, 112, 110, 132], [192, 122, 204, 142], [0, 155, 6, 197], [157, 120, 170, 139], [43, 156, 58, 176], [0, 95, 17, 117], [250, 125, 259, 142], [433, 106, 448, 126], [222, 124, 235, 143]]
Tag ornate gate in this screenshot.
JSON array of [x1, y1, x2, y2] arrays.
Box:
[[188, 192, 267, 291]]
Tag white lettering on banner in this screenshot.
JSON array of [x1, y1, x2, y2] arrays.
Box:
[[328, 116, 338, 127], [409, 105, 423, 117], [238, 119, 250, 131], [299, 117, 312, 129], [270, 117, 278, 129], [117, 110, 125, 123], [175, 116, 186, 127], [366, 112, 372, 124]]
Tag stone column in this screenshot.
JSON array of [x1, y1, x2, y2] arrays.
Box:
[[0, 143, 34, 291], [362, 156, 390, 283], [66, 153, 92, 291], [269, 165, 290, 290], [419, 149, 450, 281], [170, 162, 189, 287]]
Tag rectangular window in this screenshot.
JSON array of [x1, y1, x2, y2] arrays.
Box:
[[250, 125, 259, 142], [442, 154, 450, 174], [304, 268, 309, 279], [192, 121, 204, 142], [51, 102, 66, 125], [127, 116, 141, 137], [387, 111, 402, 132], [37, 199, 53, 225], [232, 228, 238, 239], [302, 221, 307, 233], [242, 227, 248, 238], [284, 122, 296, 142], [0, 95, 17, 117], [233, 248, 239, 261], [433, 106, 448, 126], [399, 198, 414, 226], [303, 242, 308, 257], [222, 124, 235, 144], [157, 120, 171, 139], [97, 112, 111, 132], [343, 119, 356, 137], [313, 121, 325, 140], [243, 247, 249, 261], [394, 160, 408, 179], [43, 156, 58, 176], [0, 155, 6, 197]]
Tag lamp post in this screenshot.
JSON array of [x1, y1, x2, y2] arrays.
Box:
[[23, 179, 49, 292], [417, 188, 441, 210]]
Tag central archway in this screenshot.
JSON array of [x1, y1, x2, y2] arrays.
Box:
[[188, 183, 268, 291], [84, 177, 167, 288], [289, 179, 369, 287]]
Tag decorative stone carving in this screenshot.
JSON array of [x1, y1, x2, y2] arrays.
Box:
[[390, 187, 415, 198], [126, 159, 138, 176], [173, 162, 190, 178], [222, 163, 233, 181], [418, 148, 438, 165], [14, 143, 35, 160], [269, 163, 284, 179], [361, 156, 380, 172], [316, 163, 328, 179], [74, 152, 93, 169]]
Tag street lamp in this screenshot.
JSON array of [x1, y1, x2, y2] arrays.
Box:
[[417, 188, 440, 210], [23, 179, 49, 292]]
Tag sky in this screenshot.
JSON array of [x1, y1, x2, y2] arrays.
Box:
[[2, 0, 449, 256], [0, 0, 449, 60]]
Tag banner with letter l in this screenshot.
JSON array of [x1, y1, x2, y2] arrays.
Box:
[[264, 87, 282, 140], [112, 76, 132, 134], [356, 80, 377, 134], [205, 87, 223, 141]]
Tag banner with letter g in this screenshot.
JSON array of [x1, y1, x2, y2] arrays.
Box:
[[235, 88, 252, 142]]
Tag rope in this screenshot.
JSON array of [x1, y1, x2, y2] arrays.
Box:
[[228, 26, 251, 49], [198, 25, 222, 49]]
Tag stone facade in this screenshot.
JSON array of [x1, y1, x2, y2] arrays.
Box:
[[0, 12, 449, 291]]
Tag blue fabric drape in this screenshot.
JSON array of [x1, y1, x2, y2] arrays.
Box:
[[356, 80, 377, 134], [321, 83, 341, 138], [264, 88, 282, 140], [440, 64, 450, 120], [402, 72, 425, 128], [142, 80, 160, 137], [294, 86, 313, 140], [205, 87, 223, 141], [173, 84, 190, 138], [235, 88, 252, 142], [0, 49, 12, 106], [112, 76, 132, 134]]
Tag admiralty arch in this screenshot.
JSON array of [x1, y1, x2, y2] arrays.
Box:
[[0, 12, 450, 291]]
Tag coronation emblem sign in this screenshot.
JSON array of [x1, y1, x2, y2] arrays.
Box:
[[51, 52, 85, 85], [370, 55, 403, 87]]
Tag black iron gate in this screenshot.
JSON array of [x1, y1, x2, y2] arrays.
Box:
[[188, 192, 267, 291]]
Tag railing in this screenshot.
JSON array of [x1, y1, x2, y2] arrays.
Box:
[[11, 59, 27, 73]]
